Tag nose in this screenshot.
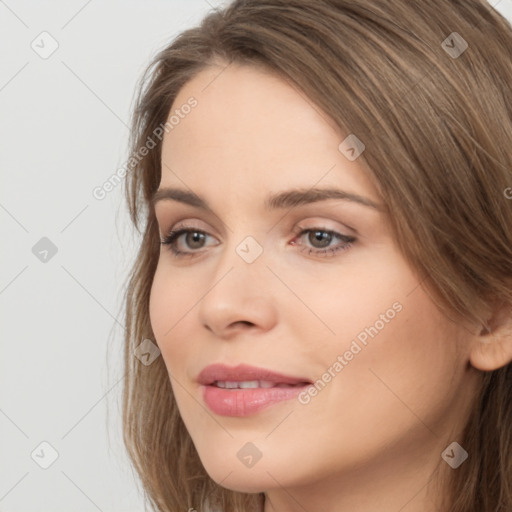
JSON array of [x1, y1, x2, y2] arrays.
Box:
[[197, 257, 278, 340]]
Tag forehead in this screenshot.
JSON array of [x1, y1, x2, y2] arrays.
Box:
[[160, 63, 379, 203]]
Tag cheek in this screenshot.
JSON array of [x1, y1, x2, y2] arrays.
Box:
[[321, 287, 462, 437], [275, 247, 411, 362], [148, 265, 168, 341], [289, 250, 462, 435], [148, 263, 194, 367], [278, 291, 464, 484]]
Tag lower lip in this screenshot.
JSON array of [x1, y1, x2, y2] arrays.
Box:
[[202, 384, 309, 416]]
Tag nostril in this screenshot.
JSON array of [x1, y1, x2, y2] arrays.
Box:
[[233, 320, 254, 328]]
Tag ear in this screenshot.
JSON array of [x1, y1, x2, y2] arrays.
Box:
[[469, 300, 512, 372]]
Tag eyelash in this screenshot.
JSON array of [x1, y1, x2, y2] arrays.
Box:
[[160, 224, 356, 259]]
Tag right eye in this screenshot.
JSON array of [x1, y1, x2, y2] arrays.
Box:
[[160, 228, 219, 257]]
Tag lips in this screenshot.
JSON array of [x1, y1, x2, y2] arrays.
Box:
[[197, 363, 311, 387], [197, 364, 312, 417]]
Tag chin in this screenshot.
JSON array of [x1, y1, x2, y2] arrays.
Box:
[[198, 454, 292, 493], [206, 466, 269, 493]]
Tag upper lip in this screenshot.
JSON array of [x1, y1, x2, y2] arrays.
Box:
[[197, 363, 312, 385]]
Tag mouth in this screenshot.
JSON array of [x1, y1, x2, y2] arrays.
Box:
[[197, 363, 312, 386], [197, 364, 313, 417], [211, 380, 309, 389]]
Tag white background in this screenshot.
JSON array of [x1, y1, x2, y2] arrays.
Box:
[[1, 1, 511, 510]]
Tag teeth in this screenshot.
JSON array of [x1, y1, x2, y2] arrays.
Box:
[[238, 380, 259, 389], [213, 380, 296, 389]]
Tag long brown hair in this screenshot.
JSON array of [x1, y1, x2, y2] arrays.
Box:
[[121, 1, 512, 510]]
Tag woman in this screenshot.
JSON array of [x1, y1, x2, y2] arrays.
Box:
[[122, 1, 512, 510]]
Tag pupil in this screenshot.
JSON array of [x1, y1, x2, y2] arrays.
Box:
[[309, 230, 331, 248], [186, 232, 205, 249]]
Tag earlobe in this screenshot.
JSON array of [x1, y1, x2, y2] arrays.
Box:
[[469, 302, 512, 372]]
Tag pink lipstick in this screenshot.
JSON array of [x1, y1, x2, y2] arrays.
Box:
[[197, 363, 312, 417]]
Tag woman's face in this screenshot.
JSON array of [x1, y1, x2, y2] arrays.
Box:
[[149, 63, 481, 508]]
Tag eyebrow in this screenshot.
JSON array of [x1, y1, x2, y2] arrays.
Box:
[[151, 186, 382, 212]]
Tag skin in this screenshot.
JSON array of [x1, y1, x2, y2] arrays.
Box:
[[149, 62, 495, 512]]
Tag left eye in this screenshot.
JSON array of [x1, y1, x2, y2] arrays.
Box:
[[292, 228, 356, 256]]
